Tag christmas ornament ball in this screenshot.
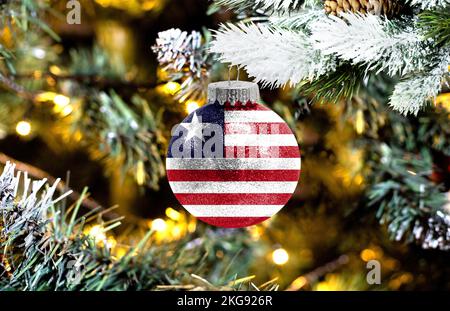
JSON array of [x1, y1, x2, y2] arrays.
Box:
[[166, 81, 301, 228]]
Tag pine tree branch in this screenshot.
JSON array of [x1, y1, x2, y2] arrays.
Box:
[[367, 146, 450, 250], [210, 22, 336, 88], [152, 28, 214, 102], [268, 6, 327, 30], [212, 0, 306, 13], [1, 161, 254, 290], [286, 255, 349, 290], [75, 92, 165, 189], [298, 64, 366, 104], [0, 73, 36, 102], [310, 12, 436, 77], [389, 54, 449, 115], [418, 10, 450, 48], [0, 152, 119, 220], [406, 0, 450, 10]]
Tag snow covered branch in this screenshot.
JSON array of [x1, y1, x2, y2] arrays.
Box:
[[389, 54, 449, 115], [310, 13, 434, 76], [213, 0, 305, 13], [268, 6, 328, 30], [407, 0, 450, 10], [210, 22, 336, 87]]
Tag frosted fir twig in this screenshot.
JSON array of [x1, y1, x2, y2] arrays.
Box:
[[1, 162, 256, 290], [389, 53, 450, 115], [0, 162, 72, 212], [407, 0, 450, 10], [268, 6, 328, 30], [152, 28, 212, 102], [0, 152, 113, 217], [153, 29, 204, 77], [310, 13, 434, 77], [212, 0, 305, 13], [412, 211, 450, 250], [369, 146, 450, 251], [0, 162, 72, 246], [210, 22, 336, 88]]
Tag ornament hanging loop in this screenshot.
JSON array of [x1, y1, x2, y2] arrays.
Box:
[[227, 65, 241, 83]]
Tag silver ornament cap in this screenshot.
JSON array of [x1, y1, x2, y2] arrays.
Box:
[[207, 81, 260, 105]]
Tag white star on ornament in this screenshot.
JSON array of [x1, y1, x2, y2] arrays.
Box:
[[182, 112, 207, 141]]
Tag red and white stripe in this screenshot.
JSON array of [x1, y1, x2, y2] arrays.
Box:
[[167, 103, 301, 228]]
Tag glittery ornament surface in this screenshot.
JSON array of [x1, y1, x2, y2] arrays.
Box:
[[166, 101, 301, 228]]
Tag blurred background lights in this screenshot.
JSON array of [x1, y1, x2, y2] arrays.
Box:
[[163, 81, 181, 95], [16, 121, 32, 137], [32, 47, 46, 59], [272, 248, 289, 265], [151, 218, 167, 232], [60, 105, 74, 117], [53, 94, 70, 108], [165, 207, 181, 221], [88, 225, 106, 242], [185, 100, 200, 114]]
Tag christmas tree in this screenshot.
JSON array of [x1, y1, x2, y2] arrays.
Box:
[[1, 0, 449, 291]]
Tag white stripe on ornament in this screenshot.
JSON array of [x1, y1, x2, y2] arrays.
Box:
[[183, 205, 284, 217], [168, 181, 298, 193], [225, 134, 298, 146], [166, 158, 301, 170], [225, 111, 285, 123]]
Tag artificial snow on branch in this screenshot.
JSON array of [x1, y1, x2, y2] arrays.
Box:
[[0, 162, 256, 290], [209, 5, 450, 114], [368, 146, 450, 251], [389, 55, 449, 115], [268, 6, 328, 30], [407, 0, 450, 10], [210, 22, 336, 87], [153, 28, 204, 78], [152, 28, 213, 102], [310, 13, 434, 77], [0, 162, 73, 250], [212, 0, 305, 13]]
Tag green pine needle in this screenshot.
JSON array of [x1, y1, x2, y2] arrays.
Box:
[[298, 64, 366, 104], [418, 10, 450, 47]]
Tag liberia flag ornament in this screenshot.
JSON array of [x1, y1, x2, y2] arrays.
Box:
[[167, 80, 301, 228]]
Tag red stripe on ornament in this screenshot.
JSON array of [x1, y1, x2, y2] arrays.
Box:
[[224, 102, 269, 111], [225, 146, 300, 158], [197, 217, 270, 228], [224, 122, 293, 134], [174, 193, 293, 205], [167, 169, 300, 181]]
